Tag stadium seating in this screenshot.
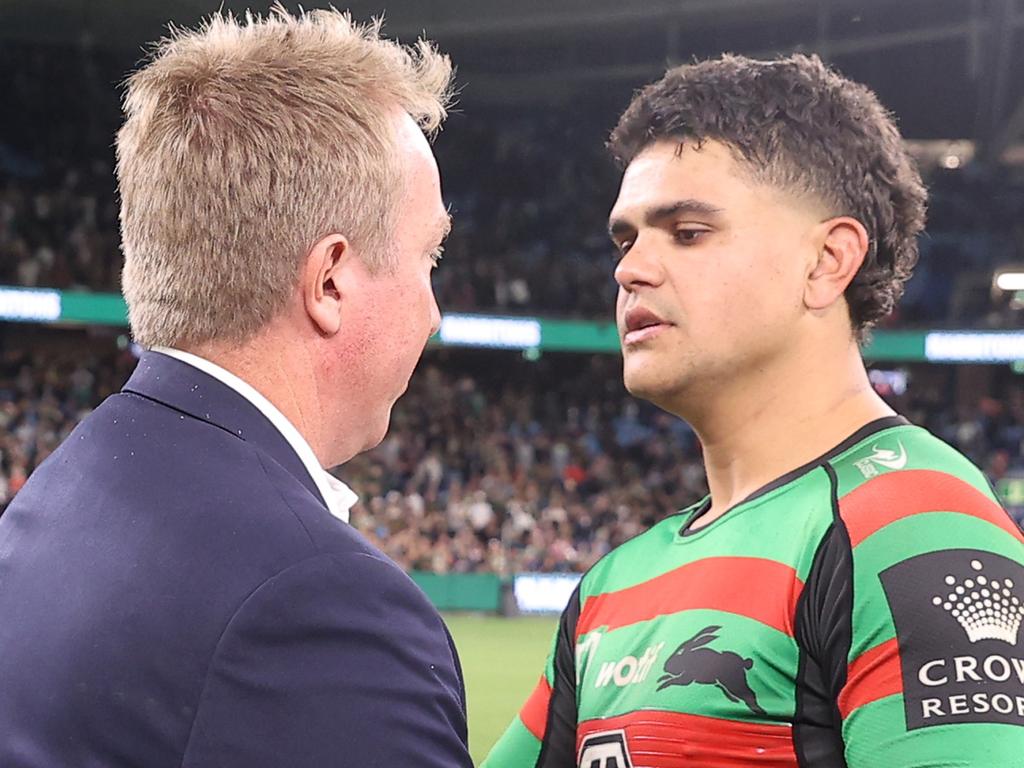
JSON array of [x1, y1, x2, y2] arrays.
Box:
[[2, 345, 1022, 571], [2, 36, 1023, 577]]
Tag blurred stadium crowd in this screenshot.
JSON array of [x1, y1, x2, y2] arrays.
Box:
[[4, 37, 1024, 325], [2, 345, 1023, 574], [3, 126, 1024, 326], [2, 38, 1024, 576]]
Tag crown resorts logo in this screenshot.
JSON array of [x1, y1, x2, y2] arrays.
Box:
[[881, 549, 1024, 730], [932, 559, 1024, 645]]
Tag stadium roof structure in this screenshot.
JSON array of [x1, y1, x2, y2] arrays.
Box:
[[2, 0, 1024, 157]]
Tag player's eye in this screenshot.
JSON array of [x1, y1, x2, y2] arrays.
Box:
[[674, 228, 709, 245]]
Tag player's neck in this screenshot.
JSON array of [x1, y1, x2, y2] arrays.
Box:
[[688, 339, 894, 527]]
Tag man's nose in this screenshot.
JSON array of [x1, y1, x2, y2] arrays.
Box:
[[429, 292, 442, 337]]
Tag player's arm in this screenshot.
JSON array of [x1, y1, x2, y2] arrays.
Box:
[[482, 586, 581, 768], [180, 552, 472, 768], [817, 466, 1024, 767]]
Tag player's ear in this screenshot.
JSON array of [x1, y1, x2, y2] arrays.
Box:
[[804, 216, 870, 312], [302, 233, 352, 337]]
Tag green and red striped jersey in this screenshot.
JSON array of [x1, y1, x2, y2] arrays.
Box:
[[483, 416, 1024, 767]]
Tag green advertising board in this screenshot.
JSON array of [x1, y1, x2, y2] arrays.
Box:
[[2, 285, 1024, 363]]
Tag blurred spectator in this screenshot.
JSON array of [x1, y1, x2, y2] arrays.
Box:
[[0, 164, 122, 291]]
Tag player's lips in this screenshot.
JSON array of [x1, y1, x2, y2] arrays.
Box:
[[622, 307, 672, 346]]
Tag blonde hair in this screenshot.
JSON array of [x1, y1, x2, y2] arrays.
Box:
[[117, 6, 453, 347]]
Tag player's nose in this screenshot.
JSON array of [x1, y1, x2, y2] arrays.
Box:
[[614, 234, 664, 291]]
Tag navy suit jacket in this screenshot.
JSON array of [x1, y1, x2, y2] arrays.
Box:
[[0, 352, 472, 767]]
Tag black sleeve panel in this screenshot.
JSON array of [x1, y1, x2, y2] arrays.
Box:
[[792, 464, 854, 768], [536, 585, 582, 768]]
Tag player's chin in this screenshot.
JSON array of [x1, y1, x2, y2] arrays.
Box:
[[625, 361, 688, 403], [622, 366, 662, 401]]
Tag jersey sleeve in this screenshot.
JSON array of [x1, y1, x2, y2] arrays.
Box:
[[482, 587, 581, 768], [829, 464, 1024, 766]]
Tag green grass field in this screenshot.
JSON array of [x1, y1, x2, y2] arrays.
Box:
[[444, 614, 558, 763]]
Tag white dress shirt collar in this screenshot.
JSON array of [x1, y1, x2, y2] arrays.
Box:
[[151, 346, 358, 523]]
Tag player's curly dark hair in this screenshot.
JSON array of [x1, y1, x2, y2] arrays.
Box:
[[608, 53, 927, 342]]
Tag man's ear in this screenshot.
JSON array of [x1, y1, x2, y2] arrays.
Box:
[[805, 216, 870, 312], [302, 233, 351, 336]]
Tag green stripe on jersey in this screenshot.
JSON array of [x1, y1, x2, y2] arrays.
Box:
[[582, 465, 834, 598], [842, 694, 1024, 767], [576, 609, 797, 723]]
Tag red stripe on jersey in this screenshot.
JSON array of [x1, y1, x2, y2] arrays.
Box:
[[838, 638, 903, 719], [577, 709, 796, 767], [839, 469, 1023, 549], [575, 557, 803, 639], [519, 675, 552, 739]]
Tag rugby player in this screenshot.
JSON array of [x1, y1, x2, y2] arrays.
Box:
[[484, 54, 1024, 767]]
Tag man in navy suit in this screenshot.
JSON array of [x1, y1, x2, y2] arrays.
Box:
[[0, 8, 471, 767]]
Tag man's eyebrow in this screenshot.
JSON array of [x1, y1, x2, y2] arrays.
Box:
[[608, 199, 724, 238]]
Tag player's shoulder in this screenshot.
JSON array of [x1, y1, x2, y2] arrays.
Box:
[[829, 424, 1024, 744], [828, 419, 1021, 552], [831, 419, 991, 496]]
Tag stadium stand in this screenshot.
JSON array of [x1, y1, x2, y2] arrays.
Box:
[[2, 1, 1023, 578], [2, 340, 1022, 572], [3, 134, 1024, 324]]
